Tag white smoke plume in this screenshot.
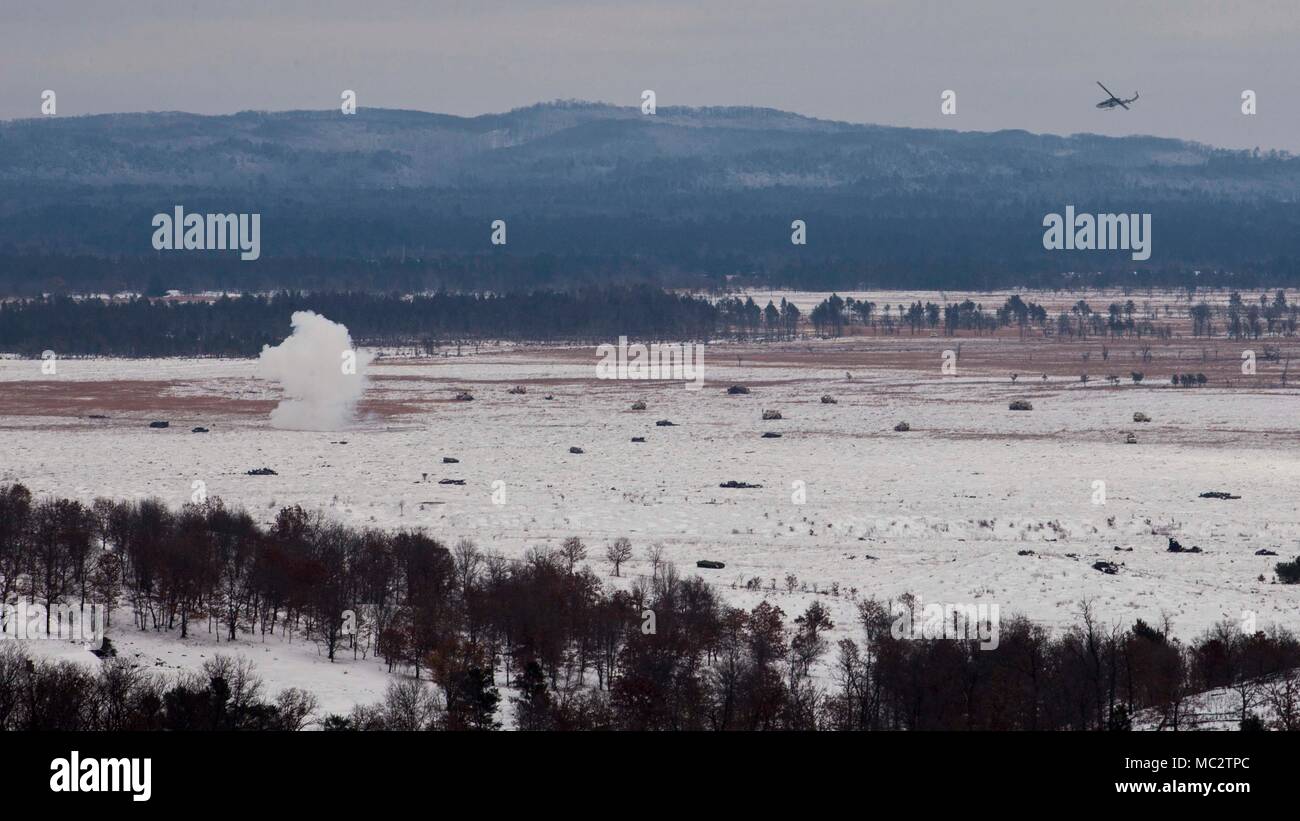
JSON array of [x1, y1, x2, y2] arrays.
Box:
[[257, 311, 370, 430]]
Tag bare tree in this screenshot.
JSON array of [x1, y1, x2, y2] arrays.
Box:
[[380, 679, 444, 730], [605, 537, 633, 577], [645, 543, 665, 576], [1266, 674, 1300, 731], [275, 687, 320, 730], [452, 538, 482, 593], [559, 537, 587, 573]]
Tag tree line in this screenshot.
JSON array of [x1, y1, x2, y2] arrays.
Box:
[[0, 288, 721, 357], [804, 291, 1300, 341], [5, 251, 1300, 299], [2, 483, 1298, 731], [5, 287, 1300, 357]]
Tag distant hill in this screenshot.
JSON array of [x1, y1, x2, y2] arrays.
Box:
[[2, 100, 1299, 294]]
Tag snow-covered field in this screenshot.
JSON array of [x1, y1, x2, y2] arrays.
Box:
[[3, 328, 1299, 718]]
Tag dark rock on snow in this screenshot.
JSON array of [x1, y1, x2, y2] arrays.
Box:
[[1167, 537, 1202, 554]]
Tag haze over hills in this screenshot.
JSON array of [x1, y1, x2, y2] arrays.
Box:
[[2, 100, 1299, 294]]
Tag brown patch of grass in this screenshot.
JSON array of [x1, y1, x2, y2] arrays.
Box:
[[0, 380, 422, 421]]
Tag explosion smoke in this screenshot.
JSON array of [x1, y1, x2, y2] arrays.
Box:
[[256, 311, 370, 430]]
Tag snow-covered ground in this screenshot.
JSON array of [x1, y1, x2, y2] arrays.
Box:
[[27, 607, 398, 718], [3, 332, 1299, 719]]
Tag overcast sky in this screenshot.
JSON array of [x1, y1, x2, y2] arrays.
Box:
[[3, 0, 1297, 151]]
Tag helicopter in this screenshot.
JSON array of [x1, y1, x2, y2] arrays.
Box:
[[1095, 81, 1139, 110]]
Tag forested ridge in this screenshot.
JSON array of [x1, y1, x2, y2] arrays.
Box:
[[4, 102, 1300, 294]]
